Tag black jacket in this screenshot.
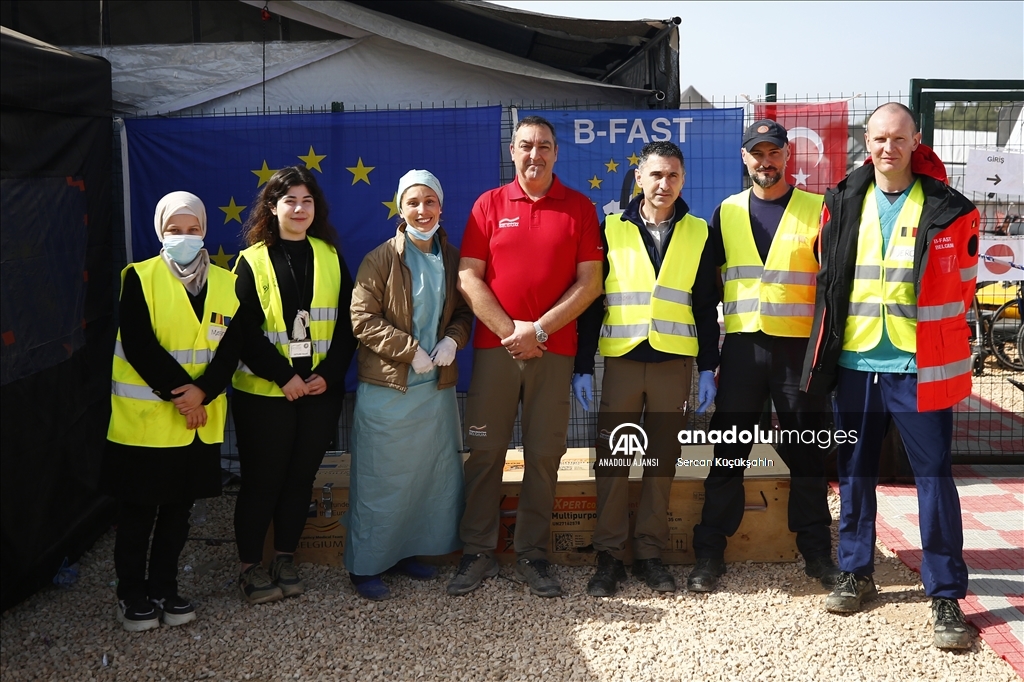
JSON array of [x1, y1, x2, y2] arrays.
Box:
[[800, 162, 979, 395]]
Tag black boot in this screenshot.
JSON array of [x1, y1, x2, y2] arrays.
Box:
[[586, 551, 627, 597], [632, 557, 677, 593], [687, 557, 726, 593]]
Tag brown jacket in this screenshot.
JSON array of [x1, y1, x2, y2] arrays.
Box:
[[350, 225, 473, 392]]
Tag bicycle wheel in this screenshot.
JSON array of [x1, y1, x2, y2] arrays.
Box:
[[968, 291, 994, 374], [1018, 323, 1024, 368], [988, 300, 1023, 371]]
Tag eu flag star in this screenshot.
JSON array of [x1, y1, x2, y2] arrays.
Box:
[[251, 161, 277, 187], [382, 193, 399, 219], [347, 158, 375, 185], [219, 197, 246, 224], [626, 152, 641, 167], [588, 175, 603, 190], [604, 158, 620, 173], [298, 146, 327, 173], [209, 245, 236, 269]]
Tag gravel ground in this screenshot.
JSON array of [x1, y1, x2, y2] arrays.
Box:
[[973, 361, 1024, 414], [1, 490, 1017, 682]]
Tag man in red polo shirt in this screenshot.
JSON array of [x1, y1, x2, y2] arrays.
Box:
[[447, 115, 604, 598]]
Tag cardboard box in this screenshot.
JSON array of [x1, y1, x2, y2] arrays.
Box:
[[272, 445, 799, 567], [264, 451, 350, 567], [494, 446, 798, 565]]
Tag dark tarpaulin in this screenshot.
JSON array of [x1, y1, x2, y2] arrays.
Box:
[[1, 27, 116, 611], [351, 0, 680, 107]]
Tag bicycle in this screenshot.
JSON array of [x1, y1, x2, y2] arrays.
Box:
[[987, 281, 1022, 371], [970, 277, 1023, 373]]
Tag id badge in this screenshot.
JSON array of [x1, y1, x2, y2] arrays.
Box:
[[207, 325, 226, 342], [289, 340, 312, 358]]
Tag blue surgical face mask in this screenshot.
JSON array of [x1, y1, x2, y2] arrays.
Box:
[[407, 224, 440, 241], [162, 234, 204, 264]]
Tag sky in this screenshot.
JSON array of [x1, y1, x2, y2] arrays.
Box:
[[490, 1, 1024, 100]]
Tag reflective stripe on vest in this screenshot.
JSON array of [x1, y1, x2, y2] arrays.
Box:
[[722, 298, 759, 316], [113, 340, 215, 366], [231, 237, 341, 397], [599, 212, 707, 357], [842, 180, 924, 353], [111, 380, 160, 401], [606, 292, 652, 306], [720, 188, 823, 337], [108, 258, 239, 447]]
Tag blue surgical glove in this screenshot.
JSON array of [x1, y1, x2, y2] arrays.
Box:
[[572, 373, 594, 412], [696, 370, 717, 414]]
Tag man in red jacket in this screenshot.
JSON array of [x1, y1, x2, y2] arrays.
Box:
[[801, 103, 978, 649]]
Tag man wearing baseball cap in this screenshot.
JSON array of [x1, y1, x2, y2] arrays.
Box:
[[688, 119, 840, 593]]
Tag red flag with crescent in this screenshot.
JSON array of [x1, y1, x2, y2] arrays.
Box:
[[754, 100, 848, 195]]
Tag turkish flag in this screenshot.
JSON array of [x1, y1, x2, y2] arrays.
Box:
[[754, 100, 848, 194]]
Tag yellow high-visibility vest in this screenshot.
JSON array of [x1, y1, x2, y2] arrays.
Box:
[[842, 180, 924, 353], [231, 237, 341, 397], [108, 257, 238, 447], [721, 188, 823, 337], [599, 212, 707, 357]]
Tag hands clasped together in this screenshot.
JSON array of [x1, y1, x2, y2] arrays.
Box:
[[279, 373, 328, 402], [170, 384, 208, 429], [412, 336, 459, 375], [501, 320, 546, 361]]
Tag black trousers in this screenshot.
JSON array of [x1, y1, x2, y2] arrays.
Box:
[[114, 499, 193, 601], [692, 332, 833, 560], [232, 390, 344, 564]]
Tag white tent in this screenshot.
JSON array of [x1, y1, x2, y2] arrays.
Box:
[[1004, 107, 1024, 153], [679, 85, 714, 110], [71, 0, 677, 115]]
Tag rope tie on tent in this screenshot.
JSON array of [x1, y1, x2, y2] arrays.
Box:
[[261, 3, 270, 113]]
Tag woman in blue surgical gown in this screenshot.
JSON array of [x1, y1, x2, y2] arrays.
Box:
[[346, 169, 472, 600]]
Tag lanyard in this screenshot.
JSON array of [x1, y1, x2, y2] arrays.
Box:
[[278, 242, 311, 341]]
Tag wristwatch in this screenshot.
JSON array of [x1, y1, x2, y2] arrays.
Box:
[[533, 321, 549, 343]]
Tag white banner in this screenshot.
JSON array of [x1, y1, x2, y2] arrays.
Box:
[[977, 236, 1024, 282]]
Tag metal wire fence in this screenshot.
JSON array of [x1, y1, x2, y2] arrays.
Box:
[[914, 90, 1023, 462], [115, 91, 1022, 466]]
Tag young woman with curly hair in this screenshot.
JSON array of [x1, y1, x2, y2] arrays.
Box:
[[230, 166, 356, 604]]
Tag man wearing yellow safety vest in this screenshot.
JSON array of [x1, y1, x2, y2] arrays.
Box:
[[802, 103, 979, 650], [688, 120, 840, 594], [573, 141, 720, 596]]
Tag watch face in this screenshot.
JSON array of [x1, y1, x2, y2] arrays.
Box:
[[536, 330, 549, 343]]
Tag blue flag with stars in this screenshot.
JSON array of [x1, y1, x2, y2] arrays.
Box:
[[124, 106, 501, 272], [519, 108, 744, 223], [124, 106, 501, 392]]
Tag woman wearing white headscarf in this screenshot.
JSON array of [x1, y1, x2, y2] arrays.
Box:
[[347, 170, 473, 600], [106, 191, 242, 631]]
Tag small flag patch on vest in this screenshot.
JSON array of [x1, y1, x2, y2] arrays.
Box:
[[900, 226, 918, 238], [210, 312, 231, 326]]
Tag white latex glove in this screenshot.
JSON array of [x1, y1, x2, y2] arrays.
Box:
[[411, 347, 434, 374], [430, 337, 458, 367]]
